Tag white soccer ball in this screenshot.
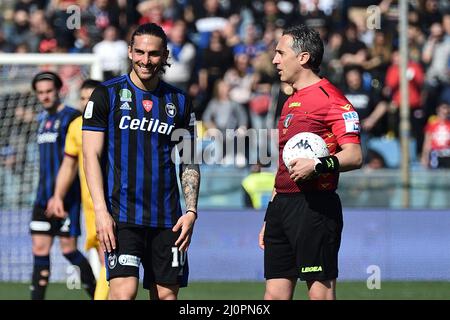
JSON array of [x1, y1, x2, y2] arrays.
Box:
[[282, 132, 330, 168]]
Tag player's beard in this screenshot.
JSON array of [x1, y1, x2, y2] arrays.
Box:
[[133, 62, 162, 82]]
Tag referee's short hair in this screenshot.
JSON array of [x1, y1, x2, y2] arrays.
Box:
[[32, 71, 63, 91]]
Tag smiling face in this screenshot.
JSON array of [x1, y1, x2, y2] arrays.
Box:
[[128, 34, 168, 83], [272, 34, 304, 85]]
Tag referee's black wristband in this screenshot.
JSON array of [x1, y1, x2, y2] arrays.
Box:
[[318, 155, 340, 173]]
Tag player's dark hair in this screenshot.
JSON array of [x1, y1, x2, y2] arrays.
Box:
[[130, 23, 168, 49], [32, 71, 63, 91], [129, 23, 170, 73], [81, 79, 101, 90], [283, 25, 324, 74]]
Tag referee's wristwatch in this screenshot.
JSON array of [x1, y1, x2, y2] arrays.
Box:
[[313, 158, 324, 174]]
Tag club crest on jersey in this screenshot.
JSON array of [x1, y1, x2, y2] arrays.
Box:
[[119, 89, 132, 102], [284, 114, 293, 128], [165, 103, 176, 117], [54, 119, 60, 130], [142, 100, 153, 112]]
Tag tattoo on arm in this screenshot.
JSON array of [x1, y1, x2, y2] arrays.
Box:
[[181, 164, 200, 212]]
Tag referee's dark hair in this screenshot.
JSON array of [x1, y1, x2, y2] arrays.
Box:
[[32, 71, 63, 91], [283, 25, 324, 74]]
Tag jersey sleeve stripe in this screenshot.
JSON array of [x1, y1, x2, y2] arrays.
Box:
[[82, 126, 106, 132]]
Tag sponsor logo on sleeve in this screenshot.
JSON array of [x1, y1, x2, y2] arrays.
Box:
[[84, 101, 94, 119], [342, 111, 360, 133]]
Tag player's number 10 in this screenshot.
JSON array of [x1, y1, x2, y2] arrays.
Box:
[[171, 247, 187, 267]]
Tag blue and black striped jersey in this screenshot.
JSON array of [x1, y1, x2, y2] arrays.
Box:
[[82, 74, 196, 228], [35, 106, 81, 210]]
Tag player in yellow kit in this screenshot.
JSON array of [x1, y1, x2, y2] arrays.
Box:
[[46, 79, 109, 299]]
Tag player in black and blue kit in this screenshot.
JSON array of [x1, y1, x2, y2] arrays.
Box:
[[83, 23, 200, 300], [30, 71, 96, 300]]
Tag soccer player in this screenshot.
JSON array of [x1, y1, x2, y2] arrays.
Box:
[[82, 23, 200, 300], [259, 25, 362, 300], [30, 71, 96, 300], [46, 79, 109, 300]]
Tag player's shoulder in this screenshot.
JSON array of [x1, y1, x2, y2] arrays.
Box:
[[63, 105, 82, 117], [68, 115, 83, 129], [319, 79, 355, 111], [101, 74, 128, 88], [160, 80, 187, 97]]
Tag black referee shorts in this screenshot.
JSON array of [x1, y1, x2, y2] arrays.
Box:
[[264, 192, 343, 282]]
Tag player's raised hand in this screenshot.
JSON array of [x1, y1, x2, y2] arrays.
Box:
[[173, 210, 197, 252], [45, 196, 67, 219], [95, 210, 116, 253], [288, 158, 316, 182]]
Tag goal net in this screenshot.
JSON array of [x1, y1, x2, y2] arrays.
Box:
[[0, 53, 102, 283]]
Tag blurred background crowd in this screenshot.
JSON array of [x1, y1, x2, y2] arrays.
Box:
[[0, 0, 449, 174]]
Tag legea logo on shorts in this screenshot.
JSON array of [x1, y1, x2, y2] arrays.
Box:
[[301, 266, 323, 273], [108, 253, 117, 269]]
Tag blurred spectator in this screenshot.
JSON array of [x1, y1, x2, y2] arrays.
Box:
[[233, 24, 266, 59], [202, 79, 248, 166], [70, 26, 92, 53], [137, 0, 174, 34], [363, 149, 387, 171], [241, 163, 275, 209], [253, 0, 291, 32], [5, 9, 36, 50], [408, 23, 426, 63], [322, 31, 343, 85], [384, 49, 426, 153], [339, 22, 368, 69], [421, 102, 450, 168], [223, 52, 254, 106], [297, 0, 331, 40], [198, 30, 234, 115], [250, 52, 277, 130], [92, 26, 128, 80], [202, 79, 248, 135], [419, 0, 443, 33], [162, 19, 196, 92], [422, 22, 450, 117], [84, 0, 120, 44], [364, 30, 392, 89], [343, 66, 388, 158]]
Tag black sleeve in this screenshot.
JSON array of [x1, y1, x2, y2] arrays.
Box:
[[183, 95, 196, 140], [82, 85, 109, 131]]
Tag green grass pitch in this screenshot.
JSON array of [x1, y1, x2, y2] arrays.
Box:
[[1, 281, 450, 300]]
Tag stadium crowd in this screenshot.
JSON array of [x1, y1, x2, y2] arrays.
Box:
[[0, 0, 450, 169]]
